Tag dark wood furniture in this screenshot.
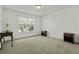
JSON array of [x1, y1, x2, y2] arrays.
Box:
[[41, 31, 47, 37], [0, 32, 13, 50], [64, 33, 74, 43]]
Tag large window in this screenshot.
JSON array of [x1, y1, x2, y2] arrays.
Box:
[[17, 16, 35, 33]]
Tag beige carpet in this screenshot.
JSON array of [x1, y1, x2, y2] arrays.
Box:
[[0, 36, 79, 54]]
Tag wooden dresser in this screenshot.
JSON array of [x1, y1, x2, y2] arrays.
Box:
[[64, 33, 74, 43]]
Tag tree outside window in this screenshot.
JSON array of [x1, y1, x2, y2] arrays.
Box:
[[18, 16, 35, 33]]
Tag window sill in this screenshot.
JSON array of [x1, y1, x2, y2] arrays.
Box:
[[18, 31, 35, 34]]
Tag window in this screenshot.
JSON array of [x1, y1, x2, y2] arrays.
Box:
[[17, 16, 35, 33]]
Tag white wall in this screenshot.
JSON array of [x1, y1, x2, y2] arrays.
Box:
[[0, 6, 3, 32], [41, 6, 79, 40], [3, 8, 41, 39]]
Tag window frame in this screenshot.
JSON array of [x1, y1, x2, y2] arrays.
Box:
[[16, 14, 35, 33]]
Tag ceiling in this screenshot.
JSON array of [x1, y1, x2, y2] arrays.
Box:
[[3, 5, 78, 16]]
